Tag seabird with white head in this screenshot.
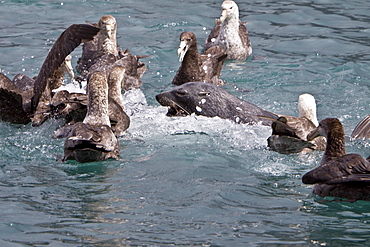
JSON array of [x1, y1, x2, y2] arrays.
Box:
[[204, 0, 252, 61], [267, 93, 326, 154]]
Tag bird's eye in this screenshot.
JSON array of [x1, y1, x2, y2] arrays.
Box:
[[198, 91, 210, 96], [230, 6, 233, 9], [176, 90, 186, 96]]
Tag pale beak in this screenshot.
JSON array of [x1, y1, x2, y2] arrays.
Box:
[[105, 24, 113, 39], [177, 40, 188, 62], [220, 9, 227, 23], [63, 55, 75, 80]]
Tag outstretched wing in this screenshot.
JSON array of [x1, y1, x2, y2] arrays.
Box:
[[30, 24, 100, 113]]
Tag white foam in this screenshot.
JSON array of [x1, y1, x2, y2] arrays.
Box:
[[122, 93, 271, 150], [52, 80, 86, 94]]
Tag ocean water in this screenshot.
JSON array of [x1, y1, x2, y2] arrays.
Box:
[[0, 0, 369, 246]]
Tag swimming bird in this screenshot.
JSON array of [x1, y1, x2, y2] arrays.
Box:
[[76, 15, 120, 77], [351, 114, 370, 140], [76, 15, 147, 92], [302, 118, 370, 201], [51, 64, 130, 138], [172, 31, 227, 86], [50, 16, 135, 139], [0, 24, 99, 125], [267, 93, 326, 154], [0, 54, 76, 125], [63, 71, 120, 163], [156, 81, 277, 125], [204, 0, 252, 61]]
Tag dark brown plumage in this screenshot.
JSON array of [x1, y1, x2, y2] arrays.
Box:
[[267, 117, 316, 154], [0, 73, 32, 124], [302, 118, 370, 201], [172, 31, 227, 86], [50, 90, 88, 124], [76, 15, 147, 92], [31, 24, 100, 114], [0, 24, 99, 126]]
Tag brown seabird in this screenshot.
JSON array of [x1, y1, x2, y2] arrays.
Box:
[[204, 0, 252, 61], [0, 72, 32, 124], [0, 24, 99, 125], [76, 15, 147, 92], [52, 63, 130, 139], [302, 118, 370, 202], [172, 31, 227, 86], [267, 93, 326, 154], [31, 24, 100, 114], [63, 71, 120, 163]]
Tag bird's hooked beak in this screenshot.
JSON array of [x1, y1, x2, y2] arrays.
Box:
[[220, 8, 228, 23], [307, 127, 320, 141], [63, 55, 75, 80], [104, 24, 113, 39], [177, 40, 189, 62]]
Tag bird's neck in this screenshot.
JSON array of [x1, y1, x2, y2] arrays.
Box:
[[108, 67, 125, 110], [323, 133, 346, 159], [223, 16, 239, 29], [99, 35, 118, 56], [299, 109, 318, 127], [83, 73, 111, 126], [182, 47, 200, 71]]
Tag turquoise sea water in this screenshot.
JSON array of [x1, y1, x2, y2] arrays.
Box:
[[0, 0, 369, 246]]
